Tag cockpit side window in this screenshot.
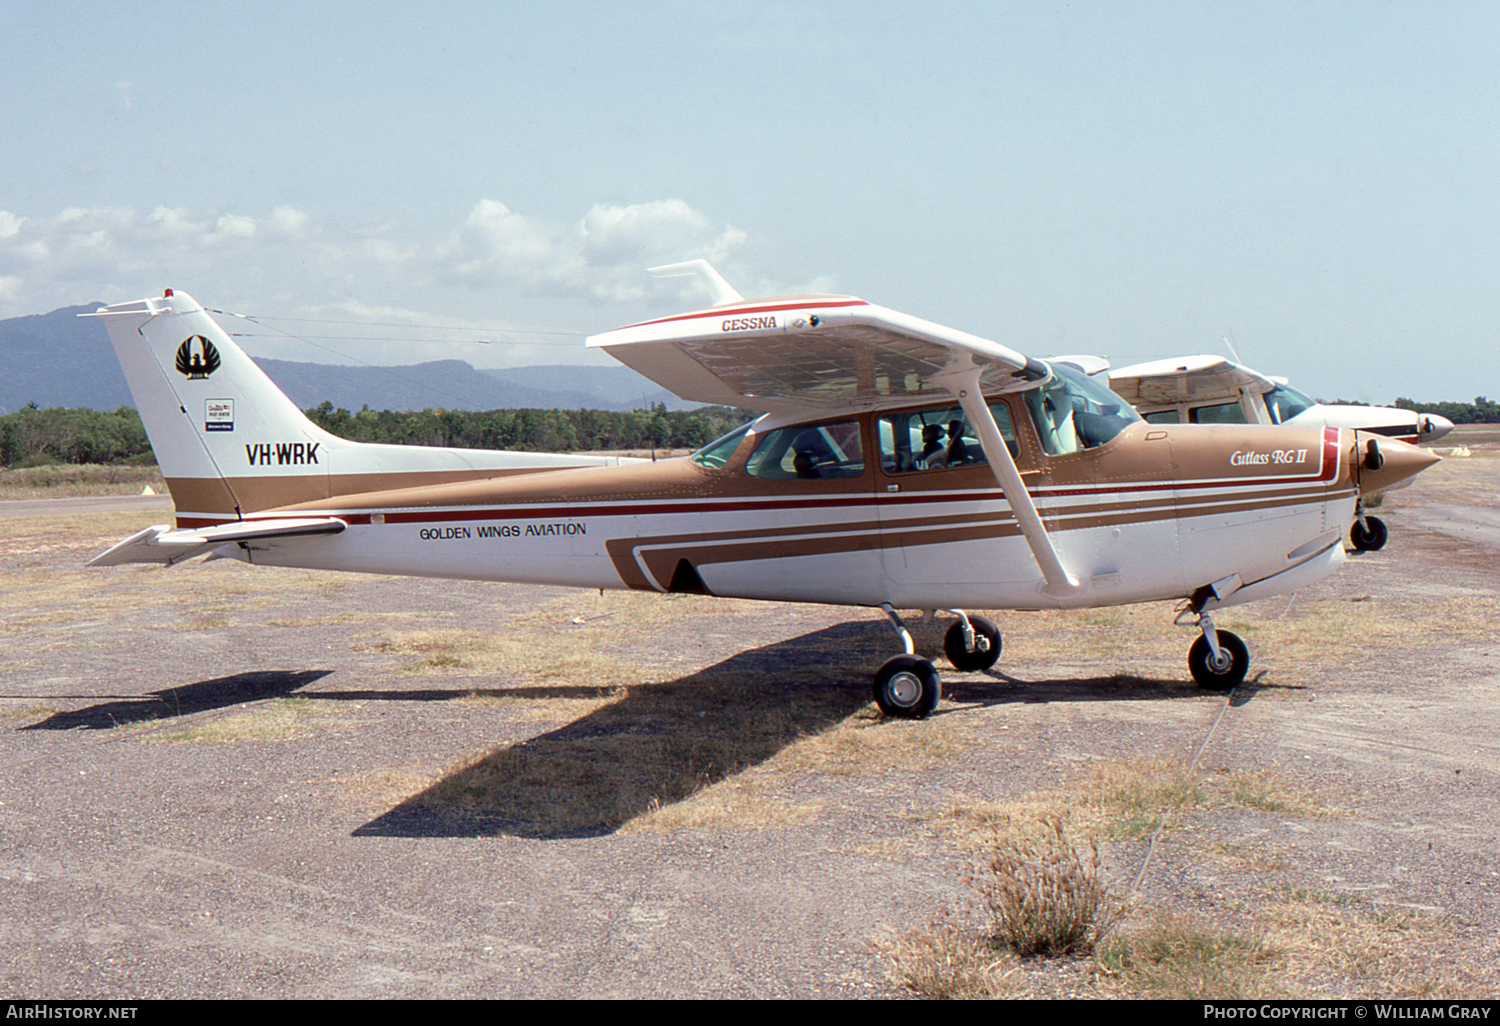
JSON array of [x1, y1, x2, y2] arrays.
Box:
[[877, 402, 1017, 474], [745, 420, 865, 480], [1022, 363, 1140, 456]]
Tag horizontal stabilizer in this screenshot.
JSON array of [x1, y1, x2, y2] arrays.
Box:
[[89, 517, 347, 567]]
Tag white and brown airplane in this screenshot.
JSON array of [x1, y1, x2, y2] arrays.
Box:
[[1106, 355, 1454, 552], [85, 263, 1439, 717]]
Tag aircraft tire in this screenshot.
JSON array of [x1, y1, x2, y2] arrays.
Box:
[[1188, 631, 1249, 691], [944, 616, 1002, 672], [1350, 516, 1388, 552], [873, 655, 941, 719]]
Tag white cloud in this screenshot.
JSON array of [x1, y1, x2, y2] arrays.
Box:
[[269, 206, 308, 235], [576, 200, 748, 301], [444, 199, 580, 287], [211, 214, 256, 239], [148, 206, 200, 236], [436, 197, 746, 303], [0, 198, 748, 329]]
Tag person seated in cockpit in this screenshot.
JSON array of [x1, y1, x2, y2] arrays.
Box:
[[918, 424, 946, 469], [792, 430, 831, 478], [944, 420, 970, 466]]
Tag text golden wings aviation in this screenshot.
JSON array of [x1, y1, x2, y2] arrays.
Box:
[[86, 260, 1438, 717]]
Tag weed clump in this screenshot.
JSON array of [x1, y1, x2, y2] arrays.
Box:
[[964, 817, 1122, 958]]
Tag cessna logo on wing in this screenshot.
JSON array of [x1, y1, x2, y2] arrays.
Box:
[[175, 335, 221, 379]]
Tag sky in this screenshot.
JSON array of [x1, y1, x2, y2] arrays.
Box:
[[2, 0, 1496, 403]]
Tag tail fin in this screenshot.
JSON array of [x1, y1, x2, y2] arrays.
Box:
[[88, 291, 339, 526], [87, 290, 628, 528]]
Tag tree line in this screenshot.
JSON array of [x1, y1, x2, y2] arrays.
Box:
[[1387, 396, 1500, 426], [0, 405, 153, 467], [0, 401, 755, 468]]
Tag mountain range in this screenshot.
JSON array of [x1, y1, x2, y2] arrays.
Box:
[[0, 303, 692, 415]]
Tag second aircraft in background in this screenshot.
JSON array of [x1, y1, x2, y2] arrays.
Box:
[[1105, 355, 1453, 552]]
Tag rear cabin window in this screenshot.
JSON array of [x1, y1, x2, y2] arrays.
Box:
[[745, 420, 865, 480], [877, 402, 1018, 474], [1190, 401, 1248, 424]]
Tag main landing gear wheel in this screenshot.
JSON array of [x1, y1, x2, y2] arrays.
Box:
[[944, 615, 1002, 672], [873, 655, 941, 719], [1350, 515, 1388, 552], [1188, 630, 1249, 691]]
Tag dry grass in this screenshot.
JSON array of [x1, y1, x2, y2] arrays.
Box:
[[928, 757, 1324, 850], [0, 508, 165, 556], [950, 584, 1500, 694], [347, 592, 953, 835], [878, 758, 1346, 998], [767, 713, 962, 776], [961, 603, 1180, 670], [877, 918, 1031, 999], [366, 627, 647, 687], [1095, 918, 1293, 999], [0, 464, 165, 500], [140, 697, 346, 744], [879, 815, 1122, 998], [885, 892, 1475, 1000], [876, 752, 1483, 999], [1260, 893, 1476, 998], [965, 817, 1123, 957], [626, 777, 822, 833]]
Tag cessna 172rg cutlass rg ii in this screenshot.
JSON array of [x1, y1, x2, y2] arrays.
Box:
[[86, 263, 1438, 718]]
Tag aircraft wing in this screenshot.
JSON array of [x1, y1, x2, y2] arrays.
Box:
[[1108, 355, 1276, 407], [587, 295, 1047, 414], [88, 517, 347, 567]]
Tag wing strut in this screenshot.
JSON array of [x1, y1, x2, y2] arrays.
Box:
[[932, 365, 1081, 597]]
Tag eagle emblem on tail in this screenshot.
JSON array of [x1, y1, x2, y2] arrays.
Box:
[[175, 335, 221, 379]]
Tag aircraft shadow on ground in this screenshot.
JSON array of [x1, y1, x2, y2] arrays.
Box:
[[353, 622, 878, 840], [939, 669, 1286, 710], [351, 621, 1209, 842], [21, 669, 334, 731]]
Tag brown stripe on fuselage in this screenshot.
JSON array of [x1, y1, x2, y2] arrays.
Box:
[[172, 460, 703, 526], [605, 506, 1031, 591]]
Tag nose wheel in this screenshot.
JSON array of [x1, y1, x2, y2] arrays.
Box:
[[1187, 628, 1249, 690], [1350, 514, 1388, 552]]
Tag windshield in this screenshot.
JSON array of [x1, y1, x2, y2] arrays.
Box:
[[1264, 383, 1318, 424], [1023, 362, 1141, 455], [689, 421, 754, 469], [746, 420, 864, 480]]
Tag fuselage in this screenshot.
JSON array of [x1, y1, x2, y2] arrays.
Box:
[[228, 397, 1391, 614]]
